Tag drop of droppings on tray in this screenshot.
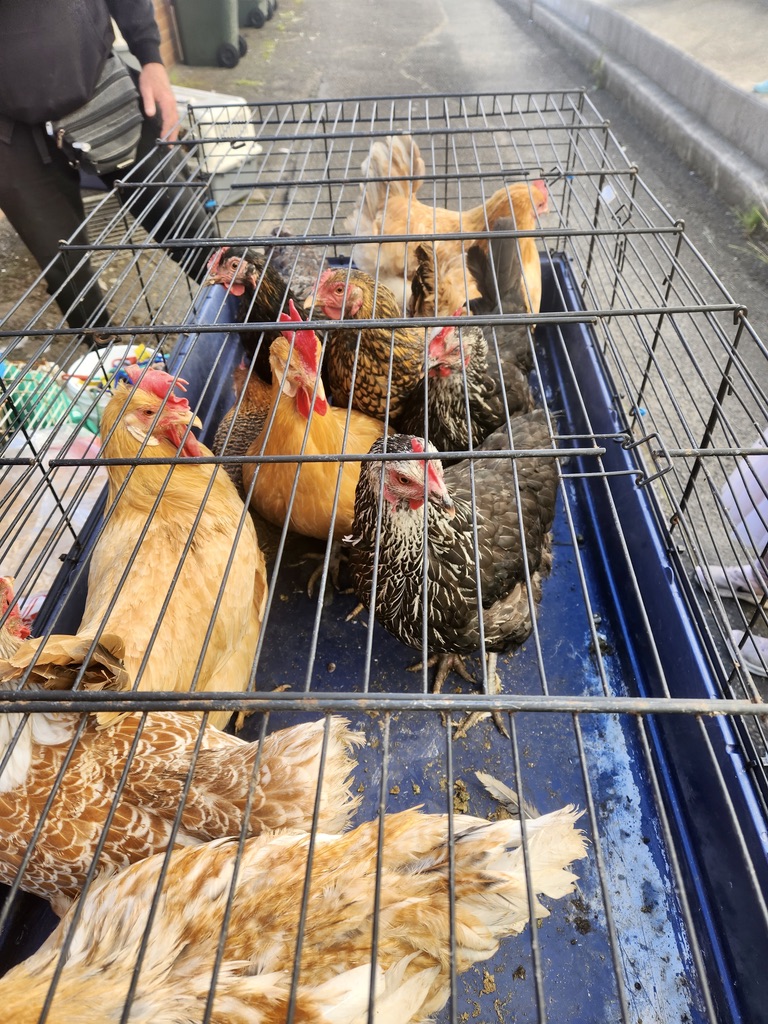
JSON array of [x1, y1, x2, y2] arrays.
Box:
[[453, 778, 470, 813]]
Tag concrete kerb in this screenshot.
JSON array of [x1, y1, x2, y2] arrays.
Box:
[[505, 0, 768, 212]]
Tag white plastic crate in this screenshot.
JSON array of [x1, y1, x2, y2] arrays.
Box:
[[172, 85, 263, 207]]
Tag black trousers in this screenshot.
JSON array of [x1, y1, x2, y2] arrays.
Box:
[[0, 115, 217, 330]]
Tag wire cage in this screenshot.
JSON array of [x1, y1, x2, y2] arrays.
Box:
[[1, 90, 768, 1023]]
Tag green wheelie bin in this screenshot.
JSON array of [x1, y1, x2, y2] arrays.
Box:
[[173, 0, 246, 68], [238, 0, 274, 29]]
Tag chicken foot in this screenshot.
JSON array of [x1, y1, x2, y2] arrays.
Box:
[[407, 652, 509, 738], [453, 653, 510, 739], [303, 541, 346, 599], [409, 653, 478, 692]]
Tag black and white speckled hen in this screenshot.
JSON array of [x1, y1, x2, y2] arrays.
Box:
[[397, 318, 534, 455], [206, 245, 303, 383], [347, 412, 558, 735]]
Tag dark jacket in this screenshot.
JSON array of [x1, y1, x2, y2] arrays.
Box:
[[0, 0, 162, 124]]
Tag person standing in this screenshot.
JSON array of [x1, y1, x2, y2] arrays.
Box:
[[0, 0, 216, 337]]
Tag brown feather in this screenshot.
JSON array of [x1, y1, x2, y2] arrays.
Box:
[[311, 268, 427, 422], [0, 661, 363, 912]]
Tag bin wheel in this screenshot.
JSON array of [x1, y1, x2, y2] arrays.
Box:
[[247, 7, 265, 28], [238, 34, 248, 57], [266, 0, 276, 18], [217, 42, 239, 68]]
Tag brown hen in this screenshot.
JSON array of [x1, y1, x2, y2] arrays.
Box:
[[310, 267, 427, 422], [0, 578, 363, 914]]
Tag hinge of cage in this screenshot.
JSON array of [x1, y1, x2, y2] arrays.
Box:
[[618, 431, 673, 487]]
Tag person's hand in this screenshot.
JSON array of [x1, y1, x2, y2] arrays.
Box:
[[138, 62, 179, 142]]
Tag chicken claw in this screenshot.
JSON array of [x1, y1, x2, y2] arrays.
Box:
[[304, 541, 346, 599], [453, 654, 510, 739], [407, 653, 476, 692], [345, 601, 365, 622], [405, 653, 508, 738]]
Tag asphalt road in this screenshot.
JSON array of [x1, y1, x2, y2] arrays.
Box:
[[2, 0, 765, 339], [169, 0, 767, 328]]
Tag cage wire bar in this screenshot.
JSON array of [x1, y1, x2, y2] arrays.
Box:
[[0, 90, 767, 1023]]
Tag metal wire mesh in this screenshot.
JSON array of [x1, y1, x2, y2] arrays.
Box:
[[1, 91, 767, 1023]]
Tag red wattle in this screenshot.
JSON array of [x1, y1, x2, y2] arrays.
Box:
[[297, 388, 327, 418], [296, 388, 311, 419]]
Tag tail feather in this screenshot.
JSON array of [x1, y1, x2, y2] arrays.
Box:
[[350, 135, 426, 234], [0, 633, 129, 693], [318, 956, 438, 1024], [362, 135, 425, 199], [451, 806, 587, 951], [475, 771, 540, 819], [311, 717, 366, 833], [466, 216, 526, 316], [467, 217, 533, 373]]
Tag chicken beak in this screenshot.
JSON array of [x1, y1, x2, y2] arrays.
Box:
[[166, 408, 203, 434], [428, 483, 455, 518], [174, 410, 203, 431]]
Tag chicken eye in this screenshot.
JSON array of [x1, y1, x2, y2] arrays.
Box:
[[396, 473, 411, 486]]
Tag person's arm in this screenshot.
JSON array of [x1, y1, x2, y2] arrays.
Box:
[[107, 0, 179, 142], [137, 62, 179, 142]]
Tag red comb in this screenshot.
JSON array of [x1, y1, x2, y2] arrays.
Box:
[[126, 367, 191, 415], [206, 246, 229, 276], [411, 437, 424, 453], [279, 299, 320, 371], [278, 298, 304, 328]]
